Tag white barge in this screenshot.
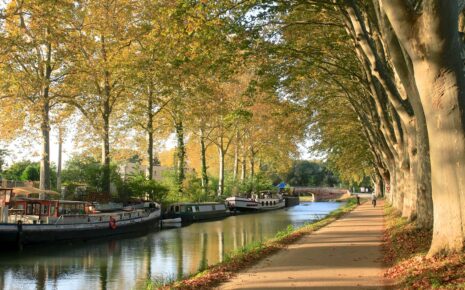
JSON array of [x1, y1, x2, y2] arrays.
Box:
[[226, 192, 285, 212]]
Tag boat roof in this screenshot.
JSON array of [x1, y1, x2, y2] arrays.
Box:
[[169, 202, 224, 206], [13, 187, 60, 195], [11, 197, 89, 204]]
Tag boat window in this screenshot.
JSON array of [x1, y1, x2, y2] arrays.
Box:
[[195, 206, 200, 212], [175, 205, 180, 212], [261, 201, 264, 206], [41, 205, 49, 215], [26, 203, 41, 215], [50, 205, 55, 216], [212, 205, 216, 210], [180, 205, 185, 212], [186, 206, 192, 212]]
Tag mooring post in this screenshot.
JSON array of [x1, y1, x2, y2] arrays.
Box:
[[16, 220, 23, 251]]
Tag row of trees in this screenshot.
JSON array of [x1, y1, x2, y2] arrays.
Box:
[[235, 1, 464, 256], [0, 1, 309, 199]]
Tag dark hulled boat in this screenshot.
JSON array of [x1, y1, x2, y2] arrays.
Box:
[[163, 202, 229, 224], [0, 188, 161, 248]]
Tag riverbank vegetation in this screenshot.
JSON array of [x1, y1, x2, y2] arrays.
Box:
[[147, 198, 358, 290]]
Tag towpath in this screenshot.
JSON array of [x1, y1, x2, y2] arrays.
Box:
[[218, 199, 391, 289]]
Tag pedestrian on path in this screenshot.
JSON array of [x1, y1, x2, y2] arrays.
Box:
[[356, 194, 360, 205], [371, 193, 377, 207]]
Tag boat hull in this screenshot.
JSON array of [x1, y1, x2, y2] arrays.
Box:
[[283, 195, 300, 207], [0, 210, 161, 248]]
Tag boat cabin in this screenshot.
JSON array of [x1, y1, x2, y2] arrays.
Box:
[[8, 198, 93, 218], [166, 203, 226, 214], [0, 188, 13, 207]]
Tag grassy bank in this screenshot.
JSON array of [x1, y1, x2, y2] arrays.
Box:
[[146, 198, 358, 290], [383, 205, 465, 288]]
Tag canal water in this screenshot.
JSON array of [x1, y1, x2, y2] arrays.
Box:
[[0, 202, 342, 290]]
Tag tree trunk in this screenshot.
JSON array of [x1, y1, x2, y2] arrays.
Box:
[[101, 36, 111, 194], [175, 120, 185, 193], [39, 41, 52, 190], [217, 142, 225, 196], [101, 105, 111, 194], [200, 127, 208, 194], [147, 92, 154, 180], [250, 147, 255, 190], [233, 135, 239, 182], [39, 101, 51, 190], [240, 152, 246, 183], [383, 1, 465, 254], [57, 127, 63, 194]]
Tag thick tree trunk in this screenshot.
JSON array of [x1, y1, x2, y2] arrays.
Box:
[[383, 1, 465, 254], [374, 4, 433, 228], [39, 41, 52, 190], [199, 128, 209, 194], [175, 120, 185, 193]]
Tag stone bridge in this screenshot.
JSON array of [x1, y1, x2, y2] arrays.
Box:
[[292, 187, 351, 202]]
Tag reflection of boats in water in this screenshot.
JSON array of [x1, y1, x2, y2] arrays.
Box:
[[0, 188, 161, 248], [163, 202, 229, 224], [226, 191, 285, 212]]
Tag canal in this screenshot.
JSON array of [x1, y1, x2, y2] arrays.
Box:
[[0, 202, 343, 290]]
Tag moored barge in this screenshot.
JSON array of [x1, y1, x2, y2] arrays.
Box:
[[163, 202, 229, 224], [0, 188, 161, 248], [226, 192, 285, 212]]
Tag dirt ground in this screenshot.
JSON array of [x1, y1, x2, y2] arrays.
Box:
[[217, 200, 392, 290]]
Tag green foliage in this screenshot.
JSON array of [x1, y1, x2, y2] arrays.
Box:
[[119, 175, 169, 202], [1, 160, 34, 181], [236, 173, 274, 195], [285, 160, 339, 187], [275, 225, 295, 239], [20, 164, 40, 181], [61, 155, 120, 193]]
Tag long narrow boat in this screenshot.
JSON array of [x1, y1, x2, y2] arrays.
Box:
[[226, 192, 285, 212], [163, 202, 229, 224], [0, 188, 161, 248]]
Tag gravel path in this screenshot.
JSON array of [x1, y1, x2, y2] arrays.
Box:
[[217, 200, 391, 289]]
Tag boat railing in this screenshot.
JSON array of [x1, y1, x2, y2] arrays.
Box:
[[54, 215, 64, 225]]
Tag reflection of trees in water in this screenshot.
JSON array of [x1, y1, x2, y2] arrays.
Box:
[[198, 232, 208, 272], [219, 231, 224, 262], [175, 231, 183, 280], [99, 259, 107, 290]]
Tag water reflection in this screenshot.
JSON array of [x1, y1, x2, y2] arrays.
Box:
[[0, 202, 342, 290]]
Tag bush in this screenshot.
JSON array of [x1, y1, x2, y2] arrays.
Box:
[[119, 175, 169, 202]]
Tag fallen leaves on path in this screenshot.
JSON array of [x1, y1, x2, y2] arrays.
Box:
[[383, 206, 465, 289]]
